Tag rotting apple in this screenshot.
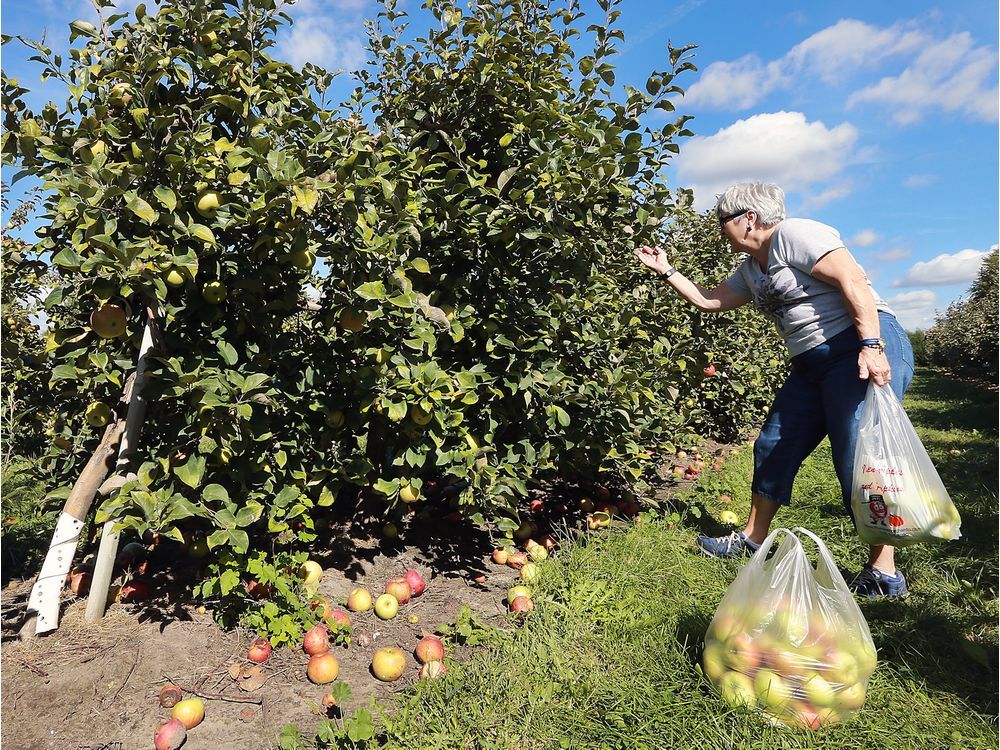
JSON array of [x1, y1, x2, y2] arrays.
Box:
[[418, 660, 448, 679], [153, 719, 187, 750]]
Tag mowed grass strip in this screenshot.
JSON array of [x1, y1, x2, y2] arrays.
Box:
[[373, 369, 998, 750]]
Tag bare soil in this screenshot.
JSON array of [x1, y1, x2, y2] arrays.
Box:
[[0, 442, 733, 750]]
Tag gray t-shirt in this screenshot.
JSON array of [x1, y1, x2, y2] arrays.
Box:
[[725, 218, 894, 356]]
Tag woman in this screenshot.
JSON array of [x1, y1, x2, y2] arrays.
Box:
[[635, 182, 914, 599]]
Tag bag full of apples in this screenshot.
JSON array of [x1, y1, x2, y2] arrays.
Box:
[[850, 381, 961, 547], [703, 527, 877, 730]]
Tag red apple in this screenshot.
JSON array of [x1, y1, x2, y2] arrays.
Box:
[[154, 719, 187, 750], [303, 624, 330, 656], [385, 576, 412, 605], [415, 636, 445, 664], [492, 548, 510, 565], [327, 609, 352, 629], [506, 552, 528, 569], [119, 578, 151, 602], [307, 651, 340, 684], [510, 595, 534, 617], [403, 569, 426, 597], [703, 364, 717, 376], [529, 498, 545, 513], [247, 637, 272, 664]]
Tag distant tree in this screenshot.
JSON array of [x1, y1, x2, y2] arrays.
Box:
[[923, 248, 998, 381]]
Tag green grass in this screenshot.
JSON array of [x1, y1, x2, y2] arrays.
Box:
[[310, 368, 997, 750]]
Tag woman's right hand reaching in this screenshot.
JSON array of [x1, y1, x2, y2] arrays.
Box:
[[634, 245, 673, 276]]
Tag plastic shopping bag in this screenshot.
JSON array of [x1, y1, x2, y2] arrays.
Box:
[[851, 381, 961, 546], [703, 528, 877, 730]]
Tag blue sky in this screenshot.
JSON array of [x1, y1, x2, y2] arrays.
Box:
[[3, 0, 997, 330]]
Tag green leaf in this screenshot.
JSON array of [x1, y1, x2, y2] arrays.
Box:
[[219, 569, 240, 595], [355, 281, 387, 300], [125, 192, 158, 224], [202, 483, 230, 504], [218, 341, 238, 366], [152, 185, 177, 211], [175, 455, 206, 489], [189, 223, 216, 244], [410, 257, 430, 273]]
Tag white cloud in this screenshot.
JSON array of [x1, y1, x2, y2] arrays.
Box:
[[904, 174, 936, 189], [885, 290, 937, 330], [876, 246, 912, 262], [681, 18, 998, 126], [275, 15, 367, 71], [675, 112, 858, 210], [784, 19, 925, 83], [892, 248, 990, 287], [848, 229, 881, 248], [847, 32, 999, 125], [682, 55, 786, 109]]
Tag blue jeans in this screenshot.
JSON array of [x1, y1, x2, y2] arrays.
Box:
[[752, 312, 915, 515]]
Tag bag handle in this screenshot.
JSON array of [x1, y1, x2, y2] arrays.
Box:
[[792, 526, 849, 591], [748, 527, 804, 574]]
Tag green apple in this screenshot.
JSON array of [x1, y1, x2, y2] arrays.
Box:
[[702, 641, 727, 681], [196, 190, 222, 218], [802, 673, 837, 708], [835, 680, 866, 711], [289, 249, 316, 270], [85, 401, 112, 427], [325, 409, 345, 428], [718, 671, 756, 708], [754, 669, 791, 708], [506, 585, 531, 605], [825, 649, 859, 685], [719, 510, 740, 525], [165, 269, 186, 287], [202, 281, 227, 304], [374, 593, 399, 620]]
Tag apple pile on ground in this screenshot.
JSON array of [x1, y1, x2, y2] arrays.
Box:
[[703, 597, 877, 729]]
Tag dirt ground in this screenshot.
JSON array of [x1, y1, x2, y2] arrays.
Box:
[[0, 443, 733, 750]]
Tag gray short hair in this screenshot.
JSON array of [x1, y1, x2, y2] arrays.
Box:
[[715, 183, 786, 228]]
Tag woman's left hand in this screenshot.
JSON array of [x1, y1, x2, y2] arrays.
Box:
[[859, 347, 891, 385]]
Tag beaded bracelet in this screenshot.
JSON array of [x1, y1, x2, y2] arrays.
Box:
[[859, 337, 885, 352]]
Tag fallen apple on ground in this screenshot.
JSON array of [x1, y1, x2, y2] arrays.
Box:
[[247, 637, 272, 664], [308, 651, 340, 684], [154, 719, 187, 750], [385, 577, 412, 605], [415, 636, 445, 664], [374, 593, 399, 620], [346, 587, 373, 612], [403, 569, 426, 596], [171, 698, 205, 729], [303, 625, 330, 656], [371, 647, 406, 682]]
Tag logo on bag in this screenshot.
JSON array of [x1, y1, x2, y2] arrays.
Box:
[[868, 497, 888, 519]]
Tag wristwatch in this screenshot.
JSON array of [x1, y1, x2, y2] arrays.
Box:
[[662, 266, 677, 279]]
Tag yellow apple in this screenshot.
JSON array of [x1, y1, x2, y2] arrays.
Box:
[[85, 401, 112, 427], [196, 190, 222, 218]]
